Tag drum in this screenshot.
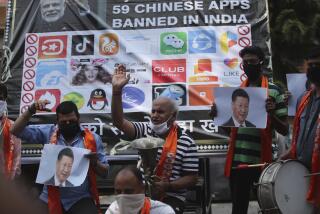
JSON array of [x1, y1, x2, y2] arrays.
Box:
[[257, 160, 313, 214]]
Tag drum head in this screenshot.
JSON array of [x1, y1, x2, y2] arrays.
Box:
[[274, 160, 313, 214]]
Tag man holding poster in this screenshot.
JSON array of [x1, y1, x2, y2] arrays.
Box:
[[10, 101, 108, 214], [210, 46, 288, 214]]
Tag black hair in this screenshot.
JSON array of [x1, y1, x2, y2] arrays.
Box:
[[239, 46, 265, 62], [56, 101, 79, 119], [57, 147, 74, 161], [232, 88, 250, 102], [306, 47, 320, 60], [116, 166, 144, 185], [0, 83, 8, 100]]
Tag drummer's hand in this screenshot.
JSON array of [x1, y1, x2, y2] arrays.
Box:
[[266, 97, 276, 115], [153, 180, 170, 193], [283, 90, 291, 106], [28, 100, 51, 115]]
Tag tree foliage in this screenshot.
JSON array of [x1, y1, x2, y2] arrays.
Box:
[[269, 0, 320, 84]]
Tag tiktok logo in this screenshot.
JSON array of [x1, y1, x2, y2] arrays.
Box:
[[71, 35, 94, 56]]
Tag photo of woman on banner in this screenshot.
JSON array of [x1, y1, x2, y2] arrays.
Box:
[[36, 144, 90, 187], [213, 87, 268, 129], [71, 59, 112, 86]]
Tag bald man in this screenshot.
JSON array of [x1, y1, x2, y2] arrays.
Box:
[[106, 167, 174, 214], [111, 65, 199, 214]]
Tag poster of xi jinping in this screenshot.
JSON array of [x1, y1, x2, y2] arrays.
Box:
[[213, 87, 267, 128], [36, 144, 90, 187]]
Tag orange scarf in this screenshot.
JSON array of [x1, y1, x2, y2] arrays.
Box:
[[290, 90, 320, 204], [155, 123, 178, 181], [224, 76, 272, 177], [47, 128, 101, 214], [140, 197, 151, 214], [1, 117, 14, 179]]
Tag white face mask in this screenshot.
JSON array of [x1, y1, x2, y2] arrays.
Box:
[[115, 194, 145, 214], [0, 100, 7, 117], [150, 116, 172, 135]]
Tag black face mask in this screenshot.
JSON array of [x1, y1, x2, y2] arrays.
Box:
[[243, 63, 262, 82], [307, 64, 320, 87], [59, 121, 80, 140]]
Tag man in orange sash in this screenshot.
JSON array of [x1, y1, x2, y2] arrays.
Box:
[[106, 166, 175, 214], [283, 47, 320, 212], [10, 100, 108, 214], [210, 46, 288, 214], [0, 83, 21, 180], [111, 65, 199, 214]]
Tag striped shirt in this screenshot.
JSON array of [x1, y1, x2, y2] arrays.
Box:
[[132, 122, 199, 201], [232, 82, 288, 166]]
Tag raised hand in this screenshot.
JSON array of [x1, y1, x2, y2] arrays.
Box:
[[209, 102, 218, 118], [28, 100, 51, 114], [112, 64, 130, 92]]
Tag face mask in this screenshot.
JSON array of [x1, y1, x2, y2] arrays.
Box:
[[150, 116, 172, 135], [243, 63, 262, 82], [59, 121, 80, 140], [0, 100, 7, 117], [115, 194, 145, 214]]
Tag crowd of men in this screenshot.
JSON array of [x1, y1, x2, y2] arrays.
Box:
[[0, 45, 319, 214]]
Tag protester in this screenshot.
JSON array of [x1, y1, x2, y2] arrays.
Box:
[[0, 83, 21, 180], [10, 100, 108, 214], [210, 46, 288, 214], [282, 47, 320, 212], [111, 64, 198, 214], [106, 166, 175, 214]]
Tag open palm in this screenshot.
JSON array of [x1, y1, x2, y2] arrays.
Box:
[[112, 65, 130, 90]]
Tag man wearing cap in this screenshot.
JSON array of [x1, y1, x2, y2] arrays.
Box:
[[210, 46, 288, 214]]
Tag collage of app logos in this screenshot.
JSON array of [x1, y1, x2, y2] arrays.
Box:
[[21, 25, 251, 114]]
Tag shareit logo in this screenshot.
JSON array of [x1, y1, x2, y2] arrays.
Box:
[[160, 32, 187, 55], [219, 31, 237, 53], [122, 87, 145, 109], [188, 30, 216, 54]]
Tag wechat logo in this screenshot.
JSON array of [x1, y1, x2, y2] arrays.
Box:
[[160, 32, 187, 55]]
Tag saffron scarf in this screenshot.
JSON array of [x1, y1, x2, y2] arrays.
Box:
[[140, 197, 151, 214], [224, 76, 272, 177], [1, 116, 14, 179], [290, 90, 320, 204], [155, 123, 178, 181], [47, 128, 101, 214]]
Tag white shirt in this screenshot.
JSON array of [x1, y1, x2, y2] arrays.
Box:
[[232, 116, 246, 127], [54, 174, 66, 187], [106, 199, 175, 214]]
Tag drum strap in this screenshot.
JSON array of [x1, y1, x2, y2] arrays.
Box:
[[291, 90, 320, 205], [224, 76, 272, 177]]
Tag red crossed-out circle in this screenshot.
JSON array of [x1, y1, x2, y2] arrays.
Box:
[[24, 69, 35, 80], [24, 57, 37, 68], [26, 46, 37, 56], [238, 25, 250, 36], [23, 81, 35, 92], [240, 73, 247, 82], [238, 37, 251, 48], [26, 34, 38, 45], [22, 93, 34, 104]]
